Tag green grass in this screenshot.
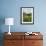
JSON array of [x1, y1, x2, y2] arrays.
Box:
[[23, 13, 32, 22]]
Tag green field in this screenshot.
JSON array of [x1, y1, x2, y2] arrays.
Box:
[[23, 12, 32, 22]]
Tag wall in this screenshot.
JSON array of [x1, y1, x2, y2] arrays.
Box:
[[0, 0, 46, 46], [0, 0, 46, 32]]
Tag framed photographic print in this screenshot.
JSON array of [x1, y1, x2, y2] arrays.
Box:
[[20, 7, 34, 24]]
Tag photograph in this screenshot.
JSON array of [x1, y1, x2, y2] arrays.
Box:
[[20, 7, 34, 24]]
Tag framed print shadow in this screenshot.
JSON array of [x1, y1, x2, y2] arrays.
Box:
[[20, 7, 34, 25]]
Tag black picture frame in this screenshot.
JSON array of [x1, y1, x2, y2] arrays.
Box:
[[20, 7, 34, 25]]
